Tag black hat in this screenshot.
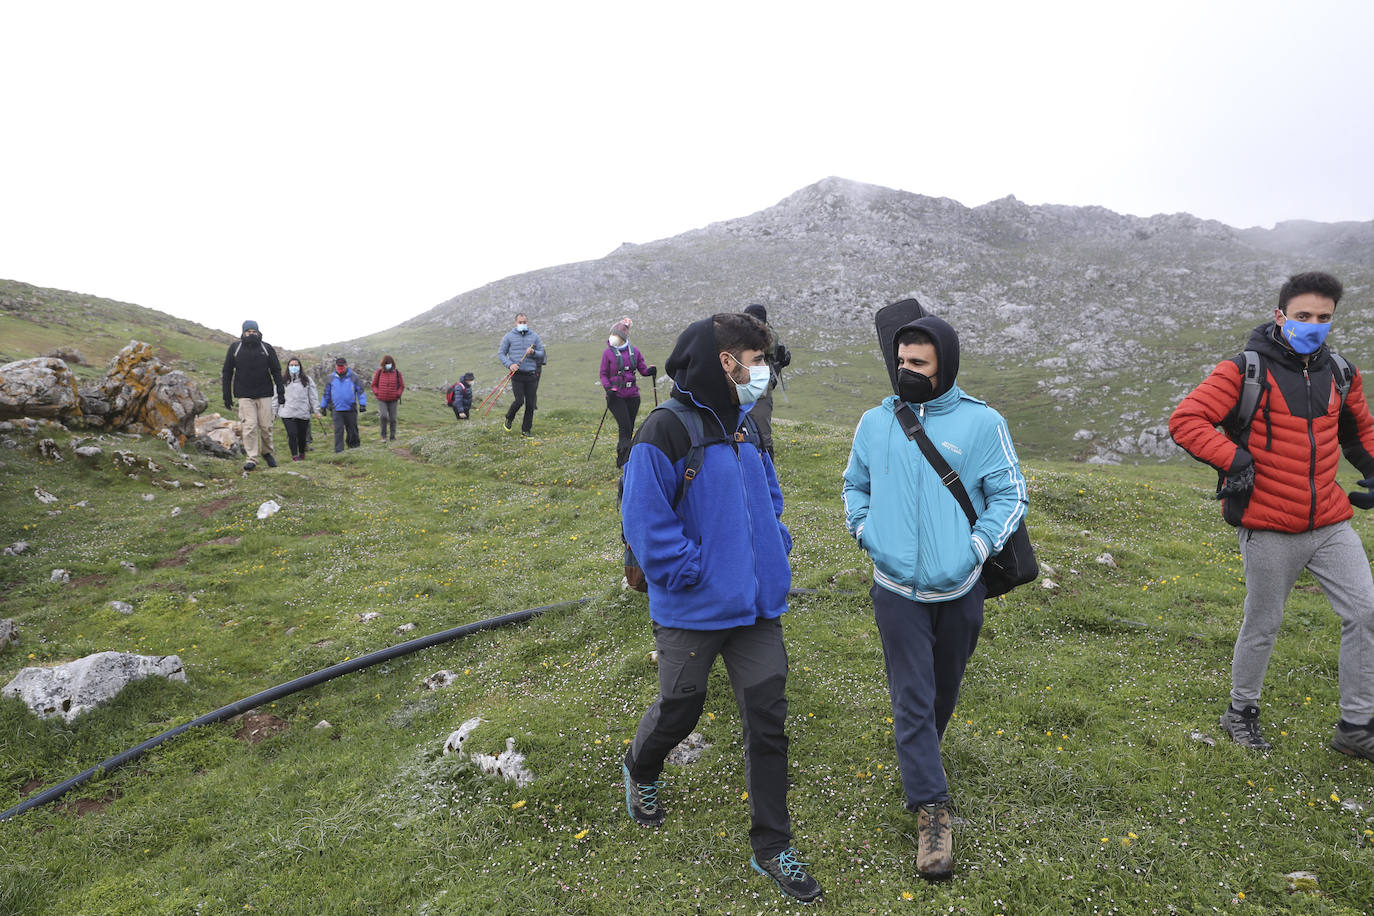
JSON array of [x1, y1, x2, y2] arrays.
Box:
[[335, 357, 347, 366], [242, 319, 260, 333], [743, 304, 767, 323], [461, 371, 474, 382]]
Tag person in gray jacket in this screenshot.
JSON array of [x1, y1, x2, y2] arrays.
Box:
[[497, 312, 545, 436], [276, 357, 319, 461]]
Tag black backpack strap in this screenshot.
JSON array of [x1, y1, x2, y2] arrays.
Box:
[[893, 402, 978, 530], [1330, 352, 1353, 408], [656, 399, 708, 503]]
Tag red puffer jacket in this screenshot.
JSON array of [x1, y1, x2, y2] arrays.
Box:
[[371, 368, 405, 402], [1170, 323, 1374, 532]]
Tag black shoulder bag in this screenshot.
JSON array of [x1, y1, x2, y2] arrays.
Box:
[[892, 403, 1038, 598]]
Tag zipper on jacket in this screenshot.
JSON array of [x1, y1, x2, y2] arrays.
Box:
[[1304, 367, 1317, 530]]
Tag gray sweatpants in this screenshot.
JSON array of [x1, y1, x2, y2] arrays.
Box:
[[1234, 521, 1374, 724], [377, 400, 398, 439]]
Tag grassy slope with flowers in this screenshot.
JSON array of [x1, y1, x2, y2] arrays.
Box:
[[1, 394, 1373, 916]]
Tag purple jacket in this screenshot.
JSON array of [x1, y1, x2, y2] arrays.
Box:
[[600, 344, 652, 399]]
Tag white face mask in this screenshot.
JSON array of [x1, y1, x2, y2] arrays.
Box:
[[289, 365, 300, 375], [515, 323, 528, 332], [726, 354, 770, 404], [384, 363, 393, 370]]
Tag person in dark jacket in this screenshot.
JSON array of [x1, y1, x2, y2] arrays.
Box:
[[619, 312, 822, 904], [221, 319, 286, 471], [371, 355, 405, 442], [449, 372, 474, 420], [743, 304, 791, 458], [599, 317, 655, 467], [1170, 271, 1374, 763], [319, 357, 367, 452], [497, 312, 545, 436]]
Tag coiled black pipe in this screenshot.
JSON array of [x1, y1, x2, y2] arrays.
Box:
[[1, 599, 589, 822]]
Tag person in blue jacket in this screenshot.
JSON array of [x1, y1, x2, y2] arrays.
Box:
[[497, 312, 545, 436], [842, 315, 1026, 881], [619, 312, 822, 904], [319, 356, 367, 452]]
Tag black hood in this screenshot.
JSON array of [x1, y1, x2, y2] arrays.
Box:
[[875, 298, 926, 391], [666, 317, 739, 432], [885, 315, 960, 399]]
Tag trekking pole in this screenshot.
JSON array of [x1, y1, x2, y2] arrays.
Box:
[[478, 364, 518, 418], [651, 367, 659, 406], [587, 402, 610, 461]]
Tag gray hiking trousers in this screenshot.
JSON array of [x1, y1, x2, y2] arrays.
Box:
[[1234, 521, 1374, 724]]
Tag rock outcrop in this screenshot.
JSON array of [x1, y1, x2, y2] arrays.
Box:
[[3, 651, 186, 721], [78, 342, 208, 443], [0, 357, 82, 422]]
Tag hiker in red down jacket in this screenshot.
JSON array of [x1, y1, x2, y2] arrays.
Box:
[[371, 355, 405, 442], [1170, 271, 1374, 764]]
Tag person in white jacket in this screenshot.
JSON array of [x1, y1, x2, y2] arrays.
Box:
[[277, 357, 319, 461]]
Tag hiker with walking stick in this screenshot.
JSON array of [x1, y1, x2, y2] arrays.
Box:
[[497, 312, 545, 437], [276, 357, 319, 462], [743, 304, 791, 460], [598, 317, 655, 467]]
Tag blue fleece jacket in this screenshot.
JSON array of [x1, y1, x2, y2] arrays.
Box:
[[842, 316, 1027, 602], [320, 369, 366, 412], [621, 318, 792, 629]]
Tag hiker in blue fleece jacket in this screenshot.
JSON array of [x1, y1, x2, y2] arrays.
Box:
[[842, 311, 1026, 881], [619, 313, 822, 903]]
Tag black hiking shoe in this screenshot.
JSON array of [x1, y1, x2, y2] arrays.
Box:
[[1331, 721, 1374, 762], [242, 459, 256, 471], [503, 418, 514, 432], [1219, 704, 1272, 751], [622, 763, 665, 827], [751, 847, 823, 903], [262, 453, 277, 468]]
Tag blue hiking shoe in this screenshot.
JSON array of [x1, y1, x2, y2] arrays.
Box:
[[622, 763, 665, 827], [751, 846, 823, 902]]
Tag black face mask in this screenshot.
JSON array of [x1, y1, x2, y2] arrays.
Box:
[[897, 368, 936, 404]]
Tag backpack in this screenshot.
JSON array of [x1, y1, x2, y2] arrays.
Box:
[[621, 398, 762, 591], [1225, 349, 1353, 445], [445, 384, 456, 406], [612, 345, 638, 388]]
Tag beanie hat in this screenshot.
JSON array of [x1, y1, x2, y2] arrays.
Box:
[[335, 357, 347, 366], [744, 304, 767, 323], [242, 319, 260, 333], [610, 317, 632, 340], [461, 371, 474, 382]]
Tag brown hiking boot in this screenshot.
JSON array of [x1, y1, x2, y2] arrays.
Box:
[[915, 802, 953, 879]]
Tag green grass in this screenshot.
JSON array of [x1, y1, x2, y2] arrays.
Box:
[[2, 393, 1374, 915]]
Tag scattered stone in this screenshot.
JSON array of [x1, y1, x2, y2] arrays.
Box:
[[443, 717, 484, 756], [49, 569, 69, 583], [1095, 552, 1118, 568], [120, 561, 137, 573], [1189, 731, 1217, 747], [170, 507, 181, 518], [74, 445, 102, 458], [109, 601, 135, 614], [2, 651, 185, 721], [665, 732, 712, 766], [35, 487, 57, 504], [1285, 871, 1320, 894], [648, 650, 659, 664], [3, 541, 29, 556], [470, 737, 535, 787], [256, 499, 281, 519], [74, 500, 88, 507], [141, 493, 155, 502], [0, 357, 82, 422], [0, 618, 17, 650], [1340, 798, 1366, 814], [423, 670, 458, 690], [1041, 578, 1058, 590], [37, 438, 62, 461], [284, 626, 298, 636], [394, 623, 417, 635], [357, 611, 382, 623], [314, 720, 333, 730]]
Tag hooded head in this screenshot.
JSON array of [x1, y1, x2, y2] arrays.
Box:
[[665, 312, 772, 432], [241, 319, 260, 339], [461, 371, 474, 383], [890, 316, 960, 401], [744, 303, 768, 324]]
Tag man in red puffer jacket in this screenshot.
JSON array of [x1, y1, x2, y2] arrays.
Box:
[[371, 355, 405, 442], [1170, 271, 1374, 764]]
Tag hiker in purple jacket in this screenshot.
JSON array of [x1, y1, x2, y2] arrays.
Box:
[[599, 317, 655, 467]]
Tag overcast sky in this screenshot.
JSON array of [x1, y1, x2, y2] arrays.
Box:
[[4, 1, 1372, 349]]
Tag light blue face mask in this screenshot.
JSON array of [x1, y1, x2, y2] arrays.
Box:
[[515, 323, 529, 333], [1280, 319, 1331, 355], [289, 364, 300, 375], [728, 354, 771, 405]]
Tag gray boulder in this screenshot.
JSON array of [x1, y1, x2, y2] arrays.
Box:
[[0, 618, 16, 650], [2, 651, 186, 721], [0, 357, 81, 422]]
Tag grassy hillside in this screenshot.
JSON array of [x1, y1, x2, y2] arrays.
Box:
[[3, 392, 1373, 914]]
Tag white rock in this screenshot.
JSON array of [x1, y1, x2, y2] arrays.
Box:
[[1042, 578, 1059, 590], [34, 487, 57, 504], [423, 669, 458, 690], [120, 561, 137, 573], [1189, 730, 1216, 747], [141, 493, 155, 502], [665, 732, 712, 766], [2, 651, 185, 721], [1095, 552, 1118, 568], [357, 612, 382, 623], [470, 737, 534, 788], [75, 445, 102, 458], [1340, 798, 1366, 813], [256, 499, 281, 519], [170, 507, 181, 517], [38, 438, 62, 461], [0, 618, 17, 650], [1284, 871, 1319, 893], [3, 541, 29, 556], [314, 720, 333, 730], [394, 623, 417, 634], [109, 601, 134, 615], [49, 569, 69, 583], [1039, 561, 1056, 577], [442, 716, 484, 755]]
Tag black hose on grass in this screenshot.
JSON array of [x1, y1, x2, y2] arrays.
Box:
[[1, 599, 589, 822]]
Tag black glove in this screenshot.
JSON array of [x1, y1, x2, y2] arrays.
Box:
[[1350, 477, 1374, 510], [359, 404, 367, 413], [1216, 464, 1255, 498], [278, 395, 286, 407], [224, 398, 233, 410]]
